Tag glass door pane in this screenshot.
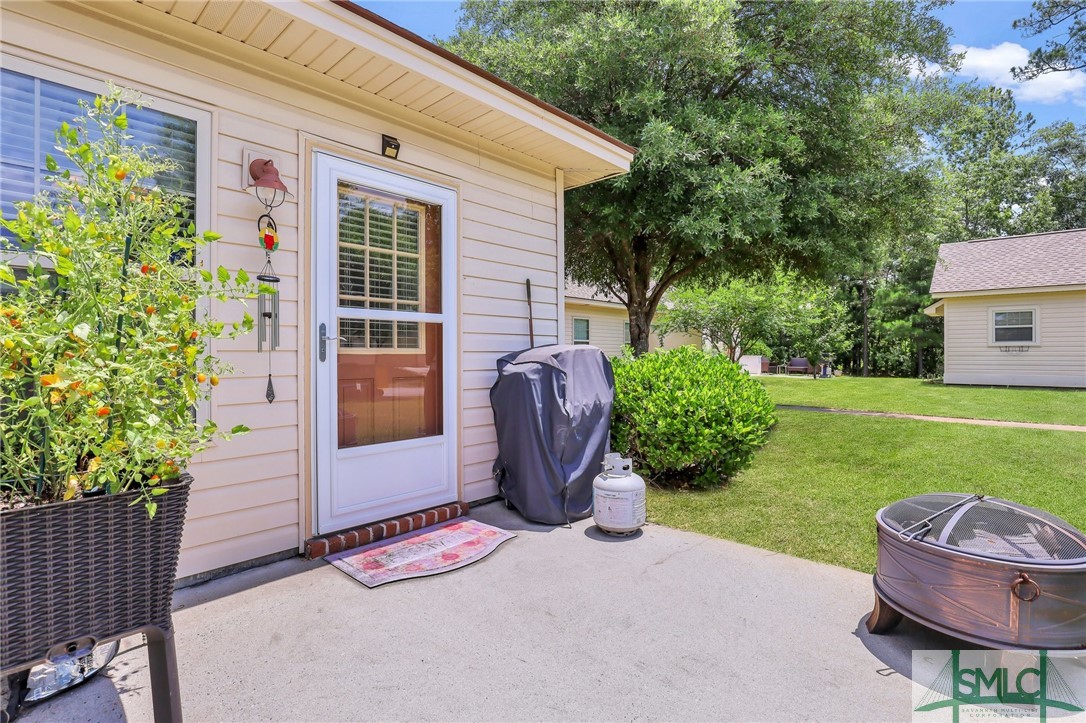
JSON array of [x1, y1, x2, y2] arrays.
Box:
[[337, 323, 443, 448], [336, 180, 444, 449], [336, 181, 441, 313]]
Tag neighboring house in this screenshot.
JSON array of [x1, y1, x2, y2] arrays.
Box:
[[564, 282, 701, 356], [925, 229, 1086, 388], [0, 1, 633, 580]]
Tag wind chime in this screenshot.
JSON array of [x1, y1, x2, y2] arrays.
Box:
[[246, 158, 292, 404]]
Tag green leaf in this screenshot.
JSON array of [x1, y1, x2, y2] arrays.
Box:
[[45, 154, 58, 172], [216, 266, 230, 284], [114, 113, 128, 130], [54, 256, 75, 277], [199, 269, 213, 283], [230, 424, 250, 435], [0, 264, 14, 285], [145, 501, 158, 518], [72, 322, 91, 342], [152, 487, 169, 496], [235, 268, 249, 284]]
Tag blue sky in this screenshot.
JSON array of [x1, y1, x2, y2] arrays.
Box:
[[361, 0, 1085, 129]]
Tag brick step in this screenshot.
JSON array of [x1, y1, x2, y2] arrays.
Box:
[[304, 501, 470, 559]]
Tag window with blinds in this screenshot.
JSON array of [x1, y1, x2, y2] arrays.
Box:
[[337, 181, 430, 352], [0, 68, 199, 244]]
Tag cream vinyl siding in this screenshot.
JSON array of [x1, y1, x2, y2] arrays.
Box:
[[2, 5, 568, 577], [563, 302, 702, 357], [942, 290, 1086, 388], [565, 303, 629, 356]]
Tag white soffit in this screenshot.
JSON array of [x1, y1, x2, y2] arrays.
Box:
[[122, 0, 634, 188]]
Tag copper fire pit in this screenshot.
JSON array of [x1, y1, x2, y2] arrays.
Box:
[[868, 493, 1086, 650]]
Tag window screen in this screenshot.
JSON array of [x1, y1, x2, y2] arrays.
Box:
[[993, 310, 1035, 343]]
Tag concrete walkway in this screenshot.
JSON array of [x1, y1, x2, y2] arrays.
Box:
[[777, 404, 1086, 432], [23, 503, 963, 722]]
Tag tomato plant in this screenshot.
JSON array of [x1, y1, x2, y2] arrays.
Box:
[[0, 86, 261, 516]]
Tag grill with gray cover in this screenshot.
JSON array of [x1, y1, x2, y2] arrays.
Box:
[[490, 345, 614, 526]]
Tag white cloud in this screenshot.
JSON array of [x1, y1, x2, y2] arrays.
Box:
[[951, 42, 1086, 106]]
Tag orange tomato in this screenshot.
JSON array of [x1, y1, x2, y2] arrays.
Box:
[[209, 375, 220, 387], [96, 406, 111, 417], [196, 373, 207, 383], [141, 264, 150, 275], [146, 305, 156, 315], [115, 169, 127, 181], [189, 331, 199, 340]]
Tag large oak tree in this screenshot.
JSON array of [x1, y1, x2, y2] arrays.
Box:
[[446, 0, 955, 352]]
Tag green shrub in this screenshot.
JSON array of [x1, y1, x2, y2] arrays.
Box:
[[610, 346, 776, 487]]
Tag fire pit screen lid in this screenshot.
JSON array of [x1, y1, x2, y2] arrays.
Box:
[[880, 493, 1086, 564]]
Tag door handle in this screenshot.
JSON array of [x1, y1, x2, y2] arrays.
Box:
[[319, 322, 344, 362]]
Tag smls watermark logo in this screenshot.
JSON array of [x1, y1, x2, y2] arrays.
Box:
[[912, 649, 1086, 721]]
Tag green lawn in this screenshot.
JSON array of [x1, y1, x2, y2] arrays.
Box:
[[646, 410, 1086, 573], [758, 375, 1086, 426]]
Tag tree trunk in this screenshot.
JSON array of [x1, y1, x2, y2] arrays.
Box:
[[627, 305, 652, 356], [916, 340, 924, 378], [861, 277, 870, 377]]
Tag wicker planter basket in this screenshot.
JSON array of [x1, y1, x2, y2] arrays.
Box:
[[1, 474, 191, 720]]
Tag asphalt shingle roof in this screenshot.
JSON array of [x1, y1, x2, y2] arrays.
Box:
[[565, 281, 623, 305], [930, 228, 1086, 295]]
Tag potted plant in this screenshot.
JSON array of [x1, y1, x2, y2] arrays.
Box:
[[0, 86, 257, 720]]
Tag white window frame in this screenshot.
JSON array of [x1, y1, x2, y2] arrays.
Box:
[[1, 56, 215, 421], [572, 317, 590, 344], [623, 321, 631, 346], [988, 305, 1040, 346]]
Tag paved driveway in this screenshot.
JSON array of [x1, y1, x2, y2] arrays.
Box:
[[23, 502, 961, 722]]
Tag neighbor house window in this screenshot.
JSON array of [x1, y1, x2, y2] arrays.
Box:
[[1, 65, 204, 248], [573, 317, 590, 344], [623, 321, 631, 345], [991, 308, 1038, 344]]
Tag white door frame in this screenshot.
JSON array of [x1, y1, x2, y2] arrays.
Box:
[[312, 151, 458, 534]]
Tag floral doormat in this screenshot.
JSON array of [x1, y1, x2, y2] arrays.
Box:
[[326, 519, 515, 588]]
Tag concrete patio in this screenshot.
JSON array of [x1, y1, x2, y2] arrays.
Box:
[[23, 502, 962, 722]]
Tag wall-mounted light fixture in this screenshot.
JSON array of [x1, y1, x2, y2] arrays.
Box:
[[246, 158, 293, 210], [381, 134, 401, 160]]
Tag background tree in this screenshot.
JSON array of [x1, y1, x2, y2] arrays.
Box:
[[446, 0, 955, 353], [1013, 1, 1086, 78], [654, 270, 851, 371], [654, 277, 777, 361]]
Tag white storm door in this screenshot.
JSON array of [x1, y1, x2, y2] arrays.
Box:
[[314, 152, 458, 534]]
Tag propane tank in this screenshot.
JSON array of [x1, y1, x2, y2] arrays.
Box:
[[593, 453, 646, 536]]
